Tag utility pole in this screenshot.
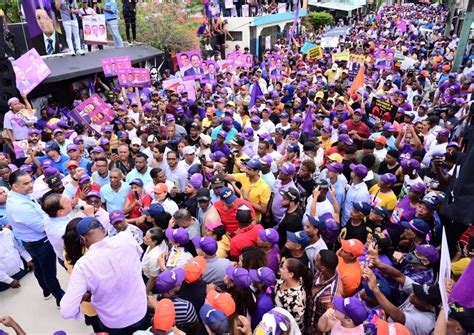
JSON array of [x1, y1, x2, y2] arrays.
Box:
[[453, 10, 473, 70], [445, 0, 455, 37]]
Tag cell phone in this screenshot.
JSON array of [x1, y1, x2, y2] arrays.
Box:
[[134, 191, 140, 200], [112, 148, 118, 155]]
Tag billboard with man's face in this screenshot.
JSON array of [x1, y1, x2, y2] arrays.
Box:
[[22, 0, 66, 56]]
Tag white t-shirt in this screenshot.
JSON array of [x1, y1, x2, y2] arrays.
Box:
[[142, 242, 168, 278], [303, 196, 335, 224]]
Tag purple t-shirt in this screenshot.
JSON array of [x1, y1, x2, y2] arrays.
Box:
[[266, 244, 280, 273], [390, 196, 416, 225]]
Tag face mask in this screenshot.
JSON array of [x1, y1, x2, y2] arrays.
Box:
[[405, 252, 422, 264]]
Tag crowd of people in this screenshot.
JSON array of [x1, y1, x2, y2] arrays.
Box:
[[1, 2, 474, 335]]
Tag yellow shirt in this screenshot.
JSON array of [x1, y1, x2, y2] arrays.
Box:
[[233, 153, 250, 173], [234, 173, 271, 221], [202, 117, 213, 129], [320, 137, 335, 152], [369, 185, 397, 210], [217, 234, 231, 259], [452, 258, 471, 279]]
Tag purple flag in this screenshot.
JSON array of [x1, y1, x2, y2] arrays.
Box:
[[250, 81, 263, 108], [287, 0, 301, 43], [302, 104, 314, 138], [449, 259, 474, 308], [397, 20, 407, 33]]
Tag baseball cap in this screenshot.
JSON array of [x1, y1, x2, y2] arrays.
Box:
[[76, 217, 103, 236], [153, 299, 175, 332], [183, 256, 207, 283], [206, 290, 236, 317], [381, 173, 397, 185], [154, 183, 168, 194], [91, 146, 104, 154], [259, 155, 273, 166], [280, 162, 296, 175], [258, 228, 279, 245], [286, 142, 300, 153], [328, 153, 343, 163], [66, 144, 78, 152], [375, 319, 409, 335], [28, 128, 41, 135], [352, 201, 371, 216], [129, 178, 144, 187], [210, 175, 224, 188], [400, 159, 421, 171], [410, 182, 426, 194], [306, 214, 326, 230], [199, 304, 229, 334], [196, 188, 211, 202], [131, 138, 142, 146], [420, 196, 437, 212], [86, 190, 100, 199], [200, 134, 212, 146], [53, 128, 64, 135], [79, 175, 91, 184], [109, 210, 125, 224], [209, 151, 225, 162], [165, 227, 190, 245], [374, 136, 387, 145], [350, 163, 368, 179], [66, 160, 79, 169], [143, 203, 164, 216], [333, 296, 368, 325], [192, 236, 218, 255], [279, 187, 300, 202], [205, 220, 224, 232], [286, 230, 310, 248], [46, 175, 62, 189], [362, 275, 392, 300], [448, 303, 474, 333], [249, 267, 276, 287], [244, 158, 262, 170], [372, 206, 389, 219], [42, 163, 55, 172], [338, 134, 354, 145], [226, 265, 252, 288], [188, 173, 203, 189], [341, 239, 365, 257], [327, 162, 343, 173], [155, 268, 185, 293], [383, 122, 396, 132], [400, 218, 430, 236], [220, 186, 237, 204], [414, 243, 440, 265], [45, 141, 60, 152]]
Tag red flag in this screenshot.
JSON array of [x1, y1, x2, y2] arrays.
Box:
[[348, 64, 365, 96]]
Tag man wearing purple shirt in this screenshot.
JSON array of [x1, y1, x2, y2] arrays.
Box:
[[60, 217, 148, 333]]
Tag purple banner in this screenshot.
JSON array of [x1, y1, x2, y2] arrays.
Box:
[[68, 109, 102, 138], [269, 55, 283, 80], [177, 49, 204, 80], [117, 68, 151, 88], [374, 48, 394, 69], [12, 48, 51, 95], [75, 94, 114, 126], [101, 56, 132, 77], [200, 60, 219, 83]]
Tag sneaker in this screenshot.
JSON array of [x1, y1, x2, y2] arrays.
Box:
[[77, 50, 85, 56], [56, 299, 61, 309], [43, 292, 52, 300]]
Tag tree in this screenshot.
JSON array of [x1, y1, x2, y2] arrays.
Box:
[[308, 11, 334, 30], [136, 1, 202, 53], [1, 0, 22, 24]]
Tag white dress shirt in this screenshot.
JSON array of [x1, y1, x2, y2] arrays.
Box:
[[0, 228, 32, 284]]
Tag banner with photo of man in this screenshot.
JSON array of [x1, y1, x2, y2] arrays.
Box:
[[269, 55, 283, 80], [374, 48, 395, 69], [12, 48, 51, 95], [101, 56, 132, 77], [163, 79, 197, 102], [217, 60, 235, 74], [82, 14, 108, 45], [177, 50, 204, 80], [200, 60, 219, 83], [22, 0, 66, 56], [76, 94, 114, 126], [117, 68, 151, 88]]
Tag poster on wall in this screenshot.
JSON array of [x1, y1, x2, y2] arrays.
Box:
[[21, 0, 66, 56]]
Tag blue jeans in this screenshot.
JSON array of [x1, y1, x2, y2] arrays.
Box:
[[23, 238, 64, 302], [97, 313, 150, 334], [106, 19, 124, 48]]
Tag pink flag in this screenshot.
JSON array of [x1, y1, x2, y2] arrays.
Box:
[[449, 258, 474, 308], [397, 20, 407, 33]]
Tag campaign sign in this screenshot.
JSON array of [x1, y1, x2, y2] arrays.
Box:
[[217, 60, 235, 74], [300, 42, 316, 54], [177, 49, 204, 80], [117, 68, 151, 88], [332, 51, 350, 63], [201, 60, 219, 83], [102, 56, 132, 77], [369, 97, 398, 123], [374, 48, 395, 69], [12, 48, 51, 95], [76, 94, 114, 126], [163, 79, 197, 102], [308, 46, 323, 60], [12, 109, 38, 127], [82, 14, 107, 45], [229, 52, 253, 68], [269, 55, 283, 80]]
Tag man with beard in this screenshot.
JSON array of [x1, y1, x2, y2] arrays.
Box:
[[272, 162, 297, 224], [164, 151, 188, 193], [113, 144, 135, 176], [130, 138, 142, 158], [126, 153, 152, 185], [185, 122, 201, 147], [28, 128, 45, 152], [178, 173, 203, 218], [100, 168, 131, 213], [165, 125, 182, 152], [276, 187, 304, 249], [91, 157, 110, 187]]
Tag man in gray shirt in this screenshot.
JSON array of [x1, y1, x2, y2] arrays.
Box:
[[194, 236, 230, 289]]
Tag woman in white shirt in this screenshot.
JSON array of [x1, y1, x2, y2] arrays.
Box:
[[142, 227, 168, 294]]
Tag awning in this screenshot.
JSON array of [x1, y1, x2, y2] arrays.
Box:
[[308, 1, 363, 11]]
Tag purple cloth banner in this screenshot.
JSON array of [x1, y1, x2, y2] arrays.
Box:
[[12, 48, 51, 95], [302, 104, 314, 138], [287, 0, 301, 43], [397, 20, 407, 33], [250, 81, 263, 108], [449, 258, 474, 308]]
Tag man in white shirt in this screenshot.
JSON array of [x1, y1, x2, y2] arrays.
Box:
[[0, 226, 33, 291]]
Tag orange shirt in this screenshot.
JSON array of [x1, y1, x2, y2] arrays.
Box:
[[337, 253, 362, 297]]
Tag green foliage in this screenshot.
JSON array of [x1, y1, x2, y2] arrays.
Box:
[[1, 0, 22, 23], [308, 11, 334, 29]]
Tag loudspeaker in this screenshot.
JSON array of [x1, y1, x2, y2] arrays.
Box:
[[0, 16, 18, 127]]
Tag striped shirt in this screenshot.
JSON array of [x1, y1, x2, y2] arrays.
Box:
[[168, 296, 198, 332]]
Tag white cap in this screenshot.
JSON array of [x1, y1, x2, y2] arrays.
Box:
[[131, 138, 142, 146], [182, 146, 196, 155], [199, 134, 212, 146]]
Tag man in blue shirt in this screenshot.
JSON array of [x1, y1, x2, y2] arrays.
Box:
[[101, 169, 131, 212], [6, 170, 64, 306], [103, 0, 124, 48], [126, 153, 152, 186], [39, 141, 70, 175]]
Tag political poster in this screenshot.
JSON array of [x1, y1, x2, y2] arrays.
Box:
[[332, 51, 350, 63], [321, 36, 339, 49], [369, 97, 398, 123], [177, 49, 204, 80], [12, 109, 38, 128], [225, 0, 234, 9], [229, 52, 253, 68], [269, 55, 283, 80], [13, 140, 30, 159], [76, 94, 114, 126], [68, 109, 102, 138], [308, 46, 323, 60], [12, 48, 51, 95], [217, 60, 235, 74], [374, 48, 395, 69], [162, 79, 197, 102], [101, 56, 132, 77], [82, 14, 107, 45], [300, 42, 316, 54], [21, 0, 66, 56], [201, 60, 219, 83], [117, 68, 151, 88]]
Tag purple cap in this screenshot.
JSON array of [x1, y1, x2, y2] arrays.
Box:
[[57, 120, 70, 129], [250, 116, 261, 124], [86, 190, 101, 199], [66, 144, 78, 152], [280, 162, 296, 175], [327, 162, 343, 173], [438, 128, 450, 137], [223, 117, 234, 126], [165, 227, 189, 245], [210, 151, 225, 162], [226, 266, 252, 288], [292, 116, 302, 124], [259, 155, 273, 166], [410, 182, 426, 194], [400, 218, 430, 236], [258, 228, 279, 245], [188, 173, 203, 189], [20, 164, 33, 173], [289, 131, 300, 140], [79, 175, 91, 184], [100, 138, 110, 146], [243, 128, 254, 140], [338, 134, 353, 145], [249, 267, 276, 287], [192, 236, 218, 255], [244, 158, 262, 170], [166, 114, 176, 122], [400, 159, 421, 171], [322, 125, 332, 133], [382, 122, 396, 132], [350, 163, 368, 179], [381, 173, 397, 185], [447, 142, 459, 149], [28, 128, 41, 135], [109, 210, 125, 224], [333, 296, 368, 325], [156, 268, 185, 293], [218, 130, 228, 138], [43, 167, 59, 178], [73, 136, 84, 144], [103, 125, 113, 133], [53, 128, 64, 135], [339, 124, 349, 132], [42, 159, 53, 169], [91, 146, 104, 154], [415, 243, 440, 265]]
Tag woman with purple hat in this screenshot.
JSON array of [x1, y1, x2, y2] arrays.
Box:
[[165, 227, 196, 269]]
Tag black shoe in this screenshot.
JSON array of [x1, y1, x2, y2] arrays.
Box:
[[43, 291, 52, 300]]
